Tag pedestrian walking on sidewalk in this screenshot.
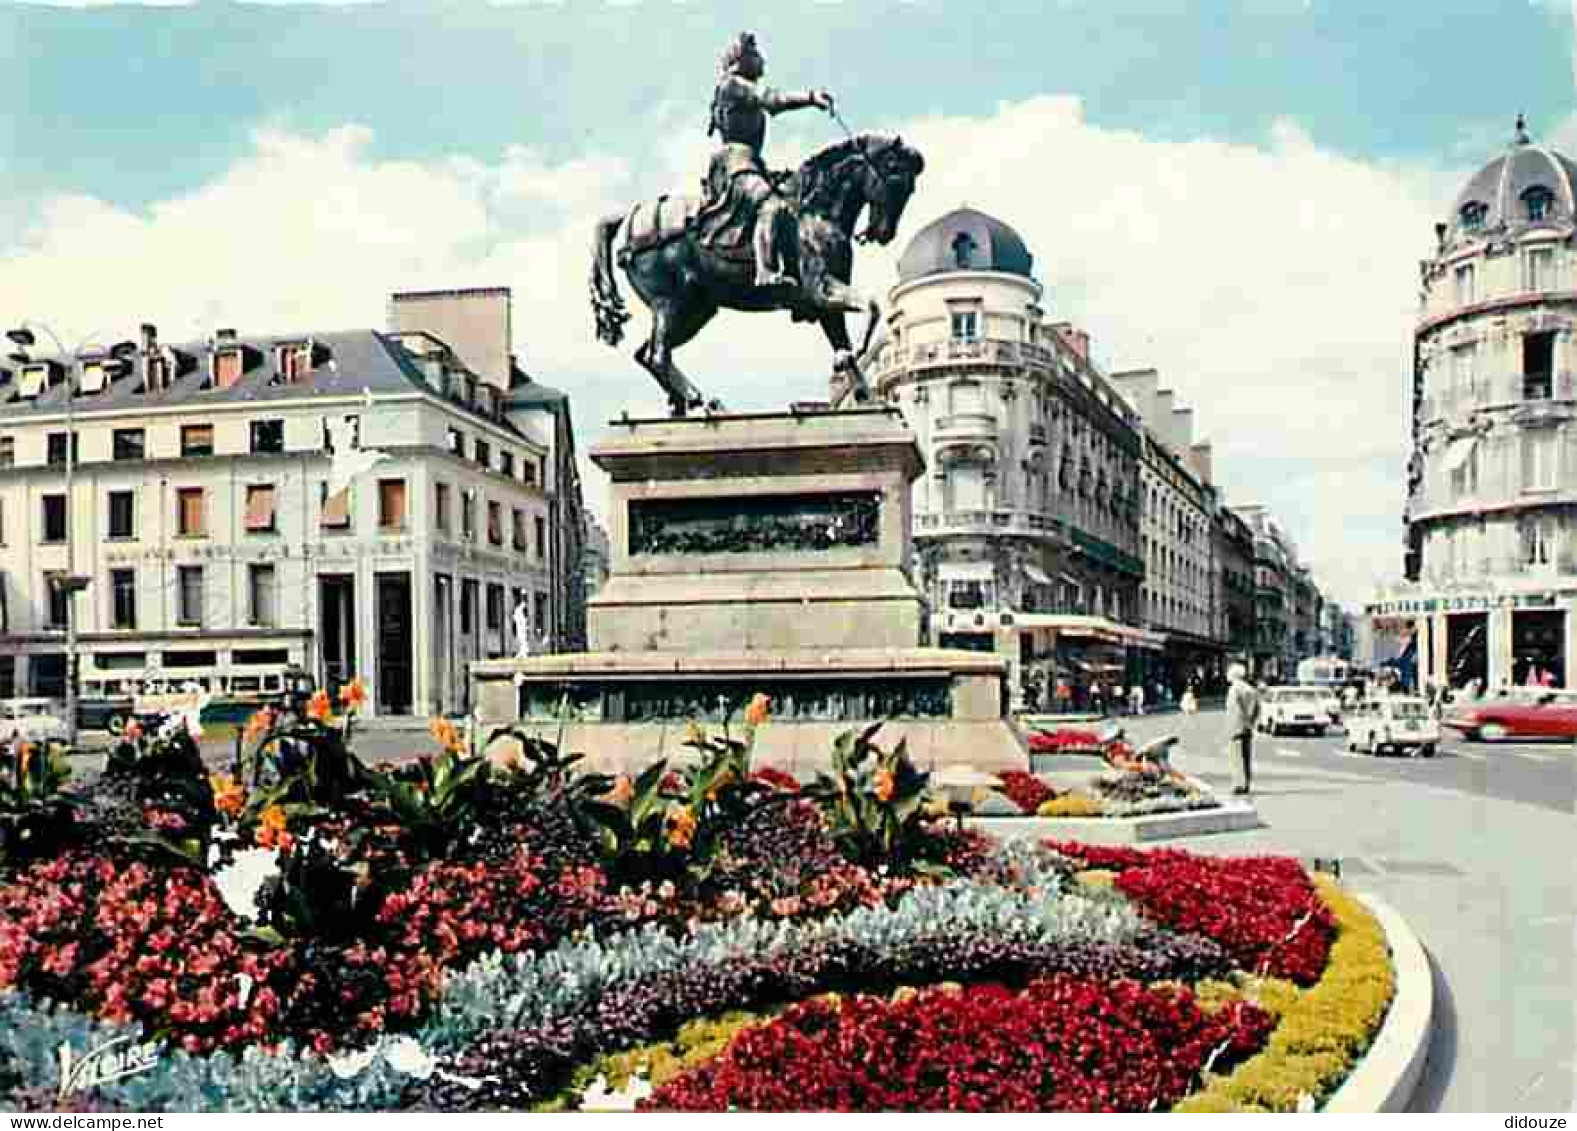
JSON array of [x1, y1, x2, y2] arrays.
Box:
[[1130, 683, 1145, 716], [1225, 663, 1260, 796]]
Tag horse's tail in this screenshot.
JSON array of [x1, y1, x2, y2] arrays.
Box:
[[590, 212, 630, 347]]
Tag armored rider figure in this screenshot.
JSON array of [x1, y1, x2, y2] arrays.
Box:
[[706, 32, 834, 289]]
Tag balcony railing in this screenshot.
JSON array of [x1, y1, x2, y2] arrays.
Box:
[[916, 509, 1064, 537], [874, 337, 1059, 377], [1420, 370, 1575, 423]]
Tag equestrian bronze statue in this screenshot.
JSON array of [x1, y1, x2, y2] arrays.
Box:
[[589, 32, 924, 415]]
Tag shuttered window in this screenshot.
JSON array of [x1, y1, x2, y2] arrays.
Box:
[[321, 484, 352, 530], [176, 488, 205, 537], [244, 485, 276, 532], [378, 479, 407, 531]]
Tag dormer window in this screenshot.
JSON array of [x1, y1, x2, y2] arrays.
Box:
[[1523, 186, 1555, 224], [78, 359, 108, 395], [214, 349, 244, 390], [275, 342, 314, 384], [17, 362, 62, 401], [144, 352, 172, 394], [1459, 201, 1488, 232]]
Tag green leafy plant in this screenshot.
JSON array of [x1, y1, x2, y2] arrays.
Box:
[[100, 719, 218, 866], [364, 746, 491, 862], [0, 740, 83, 866], [805, 722, 935, 872], [576, 759, 682, 886]]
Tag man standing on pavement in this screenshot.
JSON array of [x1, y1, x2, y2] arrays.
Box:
[[1225, 663, 1260, 796]]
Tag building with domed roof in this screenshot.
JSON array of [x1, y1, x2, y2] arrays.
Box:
[[870, 207, 1161, 708], [1375, 117, 1577, 691]]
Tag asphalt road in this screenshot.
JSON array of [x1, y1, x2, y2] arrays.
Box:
[[1082, 708, 1574, 815]]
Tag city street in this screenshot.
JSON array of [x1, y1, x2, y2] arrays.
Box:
[[1108, 707, 1575, 1112]]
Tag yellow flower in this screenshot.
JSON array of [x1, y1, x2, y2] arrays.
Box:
[[743, 693, 771, 728], [684, 719, 706, 746], [209, 773, 245, 818], [337, 677, 368, 714], [873, 768, 896, 803], [305, 690, 333, 722]]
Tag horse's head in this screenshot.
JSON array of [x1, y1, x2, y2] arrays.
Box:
[[798, 133, 925, 245], [854, 134, 925, 246]]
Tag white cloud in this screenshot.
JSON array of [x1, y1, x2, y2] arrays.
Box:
[[0, 100, 1480, 606]]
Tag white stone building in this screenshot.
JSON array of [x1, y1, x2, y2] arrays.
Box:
[[1110, 370, 1222, 693], [869, 208, 1157, 703], [1388, 118, 1577, 690], [0, 288, 582, 717]]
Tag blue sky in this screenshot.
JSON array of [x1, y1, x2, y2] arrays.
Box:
[[3, 0, 1576, 605]]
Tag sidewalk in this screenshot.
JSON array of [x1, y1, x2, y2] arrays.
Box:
[[1102, 709, 1574, 1112]]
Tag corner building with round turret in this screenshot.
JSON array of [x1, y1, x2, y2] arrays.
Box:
[[870, 208, 1161, 707], [1381, 119, 1577, 690]]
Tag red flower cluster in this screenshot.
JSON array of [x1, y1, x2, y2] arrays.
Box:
[[748, 766, 801, 793], [0, 855, 295, 1054], [1047, 842, 1335, 985], [0, 846, 613, 1055], [996, 770, 1057, 814], [646, 976, 1274, 1112], [1027, 728, 1103, 754]]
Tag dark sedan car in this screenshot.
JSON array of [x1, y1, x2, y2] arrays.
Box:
[[1442, 691, 1577, 741]]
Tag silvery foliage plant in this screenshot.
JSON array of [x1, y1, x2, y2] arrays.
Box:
[[2, 841, 1148, 1111]]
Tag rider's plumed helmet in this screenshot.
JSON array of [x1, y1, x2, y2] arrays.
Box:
[[720, 31, 763, 78]]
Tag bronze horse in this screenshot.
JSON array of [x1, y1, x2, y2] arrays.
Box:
[[590, 133, 924, 415]]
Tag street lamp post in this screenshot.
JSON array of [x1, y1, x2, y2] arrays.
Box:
[[7, 323, 131, 747]]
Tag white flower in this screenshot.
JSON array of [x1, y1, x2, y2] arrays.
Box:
[[1296, 1092, 1317, 1114], [580, 1071, 653, 1111], [211, 846, 280, 922], [236, 972, 255, 1010], [384, 1036, 435, 1080], [326, 1046, 377, 1081]]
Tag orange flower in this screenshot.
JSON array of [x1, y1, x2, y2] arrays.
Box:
[[16, 742, 35, 778], [305, 690, 333, 722], [666, 805, 697, 850], [743, 693, 771, 728], [256, 804, 293, 852], [123, 719, 144, 743], [209, 774, 245, 818], [603, 774, 635, 807], [429, 717, 464, 755], [242, 708, 274, 746], [874, 768, 896, 803], [338, 677, 368, 714], [705, 769, 735, 804]]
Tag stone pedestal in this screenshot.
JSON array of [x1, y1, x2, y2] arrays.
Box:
[[589, 408, 924, 652], [472, 408, 1026, 773]]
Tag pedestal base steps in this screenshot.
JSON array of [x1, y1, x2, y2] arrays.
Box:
[[472, 648, 1026, 775]]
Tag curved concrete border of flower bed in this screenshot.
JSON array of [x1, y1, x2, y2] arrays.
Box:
[[1323, 892, 1434, 1113]]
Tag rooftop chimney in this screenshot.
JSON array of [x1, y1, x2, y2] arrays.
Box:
[[140, 323, 158, 353], [1189, 441, 1214, 486]]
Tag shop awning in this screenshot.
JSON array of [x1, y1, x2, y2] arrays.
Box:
[[1443, 436, 1478, 472], [1023, 563, 1052, 586], [939, 560, 995, 582]]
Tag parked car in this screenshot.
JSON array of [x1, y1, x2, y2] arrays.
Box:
[[1345, 696, 1438, 757], [0, 698, 70, 745], [1442, 690, 1577, 741], [1257, 687, 1338, 736]]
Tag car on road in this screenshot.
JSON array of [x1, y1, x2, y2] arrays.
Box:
[[1345, 695, 1438, 757], [1442, 689, 1577, 742], [0, 698, 70, 745], [1257, 686, 1339, 736]]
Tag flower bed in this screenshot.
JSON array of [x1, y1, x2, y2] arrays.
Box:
[[0, 698, 1390, 1113], [988, 769, 1222, 820], [1027, 728, 1104, 755]]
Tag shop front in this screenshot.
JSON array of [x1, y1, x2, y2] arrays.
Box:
[[1367, 587, 1577, 693]]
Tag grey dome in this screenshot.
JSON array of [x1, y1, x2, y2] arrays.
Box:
[[897, 207, 1035, 283], [1449, 122, 1577, 238]]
